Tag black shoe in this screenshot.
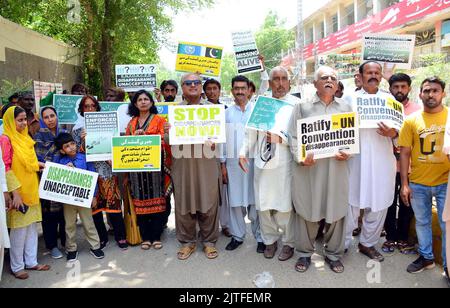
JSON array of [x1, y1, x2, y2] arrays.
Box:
[[118, 240, 129, 250], [407, 256, 435, 274], [100, 241, 109, 250], [445, 268, 450, 287], [225, 238, 243, 251], [90, 248, 105, 259], [256, 242, 266, 254], [67, 251, 78, 262]]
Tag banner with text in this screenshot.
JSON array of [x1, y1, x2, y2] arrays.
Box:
[[231, 30, 263, 75], [53, 94, 84, 124], [297, 112, 360, 161], [168, 105, 226, 145], [176, 42, 223, 77], [155, 102, 180, 121], [39, 162, 98, 209], [85, 112, 120, 162], [246, 96, 295, 139], [112, 136, 161, 172], [353, 93, 404, 130], [115, 65, 157, 92], [362, 34, 416, 69]]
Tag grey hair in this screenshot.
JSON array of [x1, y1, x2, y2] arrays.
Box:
[[269, 66, 290, 81], [314, 66, 338, 82], [181, 73, 201, 84]]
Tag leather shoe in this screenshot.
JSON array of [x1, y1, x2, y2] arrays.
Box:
[[256, 242, 266, 254], [358, 243, 384, 262], [278, 245, 294, 261], [225, 238, 243, 251], [221, 228, 232, 238], [264, 243, 278, 259]]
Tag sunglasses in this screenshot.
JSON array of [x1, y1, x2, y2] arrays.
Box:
[[183, 80, 202, 87]]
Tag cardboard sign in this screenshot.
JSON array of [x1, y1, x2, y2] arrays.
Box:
[[39, 162, 98, 208], [297, 112, 360, 161], [246, 96, 295, 138], [85, 112, 120, 162], [353, 93, 404, 130], [231, 30, 263, 74], [112, 136, 161, 172], [362, 34, 416, 69], [176, 42, 223, 77], [115, 65, 157, 92], [168, 105, 226, 145]]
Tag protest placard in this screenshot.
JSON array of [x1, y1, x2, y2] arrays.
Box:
[[231, 30, 263, 75], [168, 105, 226, 145], [176, 42, 223, 77], [99, 102, 127, 112], [317, 53, 360, 79], [85, 112, 120, 162], [155, 102, 180, 121], [246, 96, 295, 138], [115, 65, 157, 92], [297, 112, 360, 161], [362, 34, 416, 69], [39, 162, 98, 209], [352, 93, 404, 130], [33, 81, 63, 109], [53, 94, 84, 124], [112, 136, 161, 172]]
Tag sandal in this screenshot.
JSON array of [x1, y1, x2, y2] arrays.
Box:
[[382, 241, 396, 253], [397, 241, 416, 255], [141, 241, 152, 250], [325, 257, 344, 274], [177, 244, 196, 260], [295, 257, 311, 273], [152, 241, 163, 250], [203, 246, 218, 260], [26, 264, 51, 271], [13, 270, 29, 280]]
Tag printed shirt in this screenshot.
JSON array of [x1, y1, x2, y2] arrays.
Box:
[[399, 106, 450, 186]]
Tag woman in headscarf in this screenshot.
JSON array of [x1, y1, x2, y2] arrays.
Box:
[[73, 95, 128, 250], [0, 106, 50, 280], [33, 106, 66, 259]]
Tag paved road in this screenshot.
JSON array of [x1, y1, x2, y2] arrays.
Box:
[[1, 217, 448, 288]]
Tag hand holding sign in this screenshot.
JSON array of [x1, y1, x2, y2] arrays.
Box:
[[377, 122, 398, 139]]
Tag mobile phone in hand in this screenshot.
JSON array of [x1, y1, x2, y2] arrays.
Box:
[[18, 204, 29, 215]]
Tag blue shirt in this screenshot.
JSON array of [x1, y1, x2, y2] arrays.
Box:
[[55, 153, 97, 195]]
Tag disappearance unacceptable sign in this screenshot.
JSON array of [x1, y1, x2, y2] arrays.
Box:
[[115, 65, 157, 92], [85, 112, 120, 162], [362, 34, 416, 69], [112, 136, 161, 172], [168, 105, 226, 145], [39, 162, 98, 209], [297, 112, 360, 161], [353, 93, 404, 131], [176, 42, 223, 77], [231, 30, 263, 74], [246, 96, 295, 139]]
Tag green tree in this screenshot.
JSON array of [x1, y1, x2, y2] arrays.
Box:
[[219, 53, 237, 94], [0, 0, 212, 97]]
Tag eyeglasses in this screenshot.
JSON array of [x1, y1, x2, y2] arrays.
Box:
[[320, 75, 338, 82], [183, 80, 202, 87]]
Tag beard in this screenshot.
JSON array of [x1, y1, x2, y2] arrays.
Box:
[[165, 95, 176, 102], [394, 93, 408, 103]]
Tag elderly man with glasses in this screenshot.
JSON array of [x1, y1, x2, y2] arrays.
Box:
[[288, 66, 352, 274], [165, 73, 223, 261]]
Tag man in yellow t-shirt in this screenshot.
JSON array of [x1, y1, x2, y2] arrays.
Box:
[[399, 77, 449, 283]]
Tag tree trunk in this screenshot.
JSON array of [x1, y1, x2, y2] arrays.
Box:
[[100, 0, 113, 98]]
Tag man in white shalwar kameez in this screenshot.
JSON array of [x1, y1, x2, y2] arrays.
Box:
[[0, 148, 11, 281], [344, 62, 398, 262], [240, 67, 300, 261], [221, 75, 264, 253]]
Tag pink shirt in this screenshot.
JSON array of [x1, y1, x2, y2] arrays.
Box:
[[0, 135, 13, 172]]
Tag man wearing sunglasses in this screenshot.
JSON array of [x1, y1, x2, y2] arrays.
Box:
[[239, 67, 300, 262], [165, 73, 222, 261]]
